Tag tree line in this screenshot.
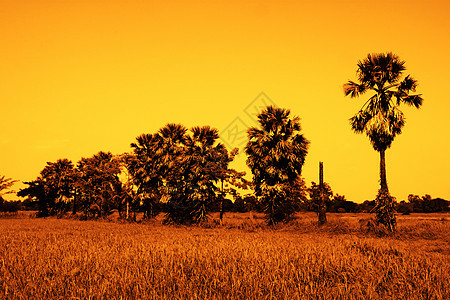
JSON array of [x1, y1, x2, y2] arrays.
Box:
[[13, 106, 311, 225], [2, 52, 441, 230], [14, 125, 246, 224]]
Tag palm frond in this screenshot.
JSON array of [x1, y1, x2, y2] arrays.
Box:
[[350, 110, 372, 133], [388, 107, 405, 136], [402, 94, 423, 108], [398, 75, 418, 92], [356, 52, 406, 87], [158, 123, 187, 143], [343, 81, 367, 98]]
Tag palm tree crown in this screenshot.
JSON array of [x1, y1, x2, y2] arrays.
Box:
[[246, 106, 309, 190], [344, 52, 423, 151]]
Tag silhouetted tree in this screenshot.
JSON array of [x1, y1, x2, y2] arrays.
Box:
[[285, 176, 308, 212], [129, 133, 165, 219], [344, 52, 423, 231], [358, 200, 376, 213], [245, 106, 309, 225], [18, 159, 75, 217], [406, 194, 450, 213], [0, 199, 21, 213], [41, 159, 76, 216], [182, 126, 230, 223], [76, 152, 122, 218], [157, 123, 190, 224], [308, 181, 333, 214], [18, 179, 47, 216], [407, 194, 423, 212], [164, 125, 237, 224], [131, 124, 240, 224], [396, 200, 413, 215]]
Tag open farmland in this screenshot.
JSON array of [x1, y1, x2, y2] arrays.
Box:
[[1, 213, 449, 299]]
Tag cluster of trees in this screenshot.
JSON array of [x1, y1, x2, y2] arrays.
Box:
[[397, 195, 450, 214], [17, 124, 249, 224], [4, 52, 432, 231], [14, 105, 312, 225], [127, 124, 248, 224], [0, 198, 22, 213], [17, 154, 125, 218]]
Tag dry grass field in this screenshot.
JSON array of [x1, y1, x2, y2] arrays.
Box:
[[1, 212, 449, 299]]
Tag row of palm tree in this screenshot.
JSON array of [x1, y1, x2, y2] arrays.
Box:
[[18, 124, 248, 224], [16, 52, 422, 230], [128, 124, 248, 224]]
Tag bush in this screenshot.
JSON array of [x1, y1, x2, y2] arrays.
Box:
[[0, 199, 21, 213]]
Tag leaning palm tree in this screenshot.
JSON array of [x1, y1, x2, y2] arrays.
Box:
[[245, 106, 309, 225], [344, 52, 423, 231]]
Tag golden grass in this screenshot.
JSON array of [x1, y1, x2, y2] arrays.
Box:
[[1, 212, 449, 299]]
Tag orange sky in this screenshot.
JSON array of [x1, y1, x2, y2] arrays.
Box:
[[1, 0, 449, 203]]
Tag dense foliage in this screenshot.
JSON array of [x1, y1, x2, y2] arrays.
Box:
[[245, 106, 309, 224], [16, 123, 247, 224]]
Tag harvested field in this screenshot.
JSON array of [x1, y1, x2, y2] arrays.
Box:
[[1, 212, 449, 299]]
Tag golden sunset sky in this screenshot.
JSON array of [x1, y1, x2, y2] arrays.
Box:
[[1, 0, 449, 202]]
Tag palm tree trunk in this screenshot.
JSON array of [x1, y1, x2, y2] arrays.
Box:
[[318, 162, 327, 225], [379, 149, 389, 193], [219, 179, 224, 225]]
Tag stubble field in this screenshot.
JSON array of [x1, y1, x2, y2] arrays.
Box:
[[1, 212, 449, 299]]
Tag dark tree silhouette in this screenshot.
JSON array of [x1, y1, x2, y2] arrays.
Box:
[[76, 152, 122, 218], [18, 179, 47, 216], [344, 52, 423, 231], [129, 133, 165, 219], [41, 159, 76, 216], [18, 159, 75, 217], [130, 123, 240, 225], [308, 181, 333, 214], [245, 106, 309, 225], [165, 125, 236, 224]]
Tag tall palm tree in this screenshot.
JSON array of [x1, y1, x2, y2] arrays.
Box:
[[344, 52, 423, 230], [183, 126, 226, 223], [245, 105, 309, 224], [129, 133, 165, 219]]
